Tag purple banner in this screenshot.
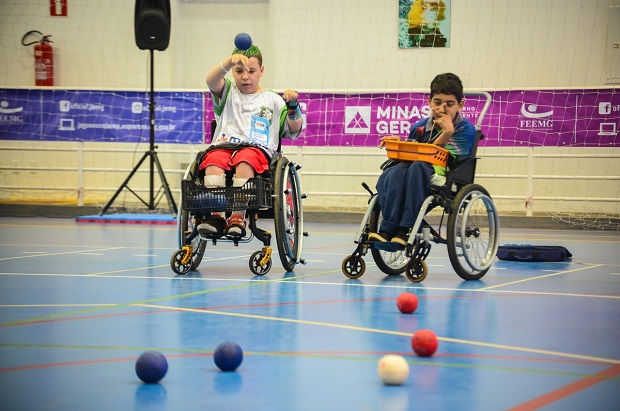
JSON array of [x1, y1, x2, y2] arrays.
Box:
[[487, 90, 619, 147], [2, 88, 616, 147], [204, 89, 619, 147]]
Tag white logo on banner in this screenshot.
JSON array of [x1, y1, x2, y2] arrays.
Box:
[[59, 100, 71, 112], [345, 106, 371, 134], [520, 103, 553, 129], [598, 123, 617, 136], [0, 100, 24, 124], [59, 118, 75, 131], [132, 102, 143, 114], [598, 102, 612, 115], [520, 103, 553, 118]]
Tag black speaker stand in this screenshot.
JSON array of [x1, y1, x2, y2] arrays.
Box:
[[100, 50, 177, 216]]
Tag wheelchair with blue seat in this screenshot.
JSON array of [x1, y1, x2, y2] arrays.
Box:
[[341, 93, 499, 283], [170, 136, 307, 276]]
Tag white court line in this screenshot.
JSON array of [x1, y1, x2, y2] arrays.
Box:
[[0, 271, 618, 301], [479, 264, 604, 291], [133, 254, 159, 257], [0, 247, 126, 261]]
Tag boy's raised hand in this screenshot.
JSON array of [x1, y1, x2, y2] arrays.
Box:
[[228, 53, 250, 71], [432, 110, 455, 135], [282, 89, 298, 103]]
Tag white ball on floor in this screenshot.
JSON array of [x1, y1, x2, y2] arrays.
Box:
[[377, 354, 409, 385]]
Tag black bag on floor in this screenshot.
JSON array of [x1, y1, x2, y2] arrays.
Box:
[[497, 244, 572, 262]]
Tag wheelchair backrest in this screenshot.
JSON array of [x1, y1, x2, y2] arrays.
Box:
[[445, 129, 484, 188]]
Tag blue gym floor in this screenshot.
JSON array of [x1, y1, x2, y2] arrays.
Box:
[[0, 216, 619, 411]]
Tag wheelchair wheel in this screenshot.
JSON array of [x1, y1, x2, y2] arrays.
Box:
[[170, 248, 192, 275], [342, 255, 366, 279], [177, 188, 206, 271], [274, 157, 303, 272], [369, 201, 408, 275], [249, 250, 272, 276], [447, 184, 499, 281], [405, 259, 428, 283]]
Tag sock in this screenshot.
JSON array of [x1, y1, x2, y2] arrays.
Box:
[[204, 174, 226, 217], [231, 176, 249, 221]]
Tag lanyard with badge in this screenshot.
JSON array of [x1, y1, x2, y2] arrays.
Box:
[[250, 114, 270, 145]]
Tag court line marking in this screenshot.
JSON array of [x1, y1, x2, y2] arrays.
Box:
[[507, 365, 620, 411], [138, 303, 620, 366], [288, 280, 620, 300], [1, 270, 618, 300], [2, 343, 617, 381], [0, 304, 118, 307], [0, 247, 126, 261], [0, 268, 345, 326], [479, 264, 604, 291]]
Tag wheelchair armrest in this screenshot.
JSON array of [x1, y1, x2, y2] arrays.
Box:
[[380, 158, 398, 170]]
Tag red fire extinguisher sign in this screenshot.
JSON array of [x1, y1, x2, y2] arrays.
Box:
[[50, 0, 67, 17]]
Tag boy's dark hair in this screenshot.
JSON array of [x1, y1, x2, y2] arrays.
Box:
[[430, 73, 464, 102]]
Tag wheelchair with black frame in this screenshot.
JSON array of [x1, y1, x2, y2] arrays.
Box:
[[170, 122, 307, 276], [341, 92, 499, 283]]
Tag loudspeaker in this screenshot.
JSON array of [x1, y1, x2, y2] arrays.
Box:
[[135, 0, 171, 51]]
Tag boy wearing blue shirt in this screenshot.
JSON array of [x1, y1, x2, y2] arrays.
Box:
[[370, 73, 476, 245]]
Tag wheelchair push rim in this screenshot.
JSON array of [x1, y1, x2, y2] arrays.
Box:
[[447, 184, 499, 281], [274, 157, 304, 272]]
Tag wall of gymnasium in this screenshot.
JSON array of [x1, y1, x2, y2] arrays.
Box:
[[0, 0, 618, 216]]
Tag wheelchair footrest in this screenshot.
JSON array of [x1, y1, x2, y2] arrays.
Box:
[[368, 241, 405, 252]]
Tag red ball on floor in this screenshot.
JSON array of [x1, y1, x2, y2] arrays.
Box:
[[396, 292, 418, 314], [411, 329, 438, 357]]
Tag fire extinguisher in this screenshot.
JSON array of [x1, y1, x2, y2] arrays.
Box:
[[22, 30, 54, 87]]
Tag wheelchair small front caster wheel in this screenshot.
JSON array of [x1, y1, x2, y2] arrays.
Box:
[[170, 249, 192, 275], [249, 250, 272, 276], [342, 255, 366, 279], [405, 259, 428, 283]]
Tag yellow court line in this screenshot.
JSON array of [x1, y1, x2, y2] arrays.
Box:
[[139, 303, 620, 366], [479, 264, 604, 291]]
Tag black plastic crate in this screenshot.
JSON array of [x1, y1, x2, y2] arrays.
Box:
[[181, 177, 272, 212]]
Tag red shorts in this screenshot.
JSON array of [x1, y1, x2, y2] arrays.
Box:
[[199, 147, 269, 174]]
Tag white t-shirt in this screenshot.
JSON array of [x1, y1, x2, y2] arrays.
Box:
[[210, 79, 299, 157]]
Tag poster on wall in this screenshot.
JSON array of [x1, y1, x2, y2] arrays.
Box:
[[398, 0, 451, 48]]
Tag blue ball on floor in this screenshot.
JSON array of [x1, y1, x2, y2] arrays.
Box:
[[234, 33, 252, 51], [135, 351, 168, 383], [214, 341, 243, 371]]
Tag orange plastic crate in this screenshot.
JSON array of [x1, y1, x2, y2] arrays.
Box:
[[385, 140, 449, 166]]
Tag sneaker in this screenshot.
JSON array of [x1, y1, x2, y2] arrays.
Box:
[[368, 231, 393, 242], [197, 214, 226, 236], [391, 231, 409, 246], [225, 213, 247, 237]]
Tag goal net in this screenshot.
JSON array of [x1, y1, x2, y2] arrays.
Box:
[[0, 0, 618, 228]]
